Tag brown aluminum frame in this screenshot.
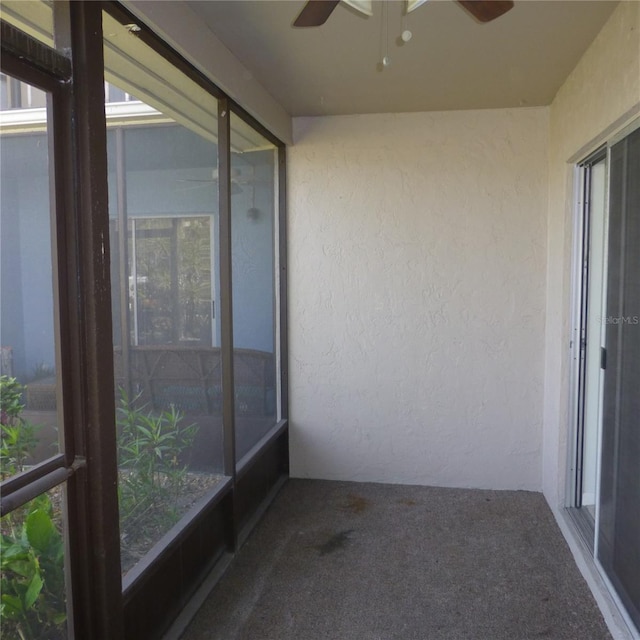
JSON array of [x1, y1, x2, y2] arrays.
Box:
[[104, 1, 224, 103], [218, 98, 237, 482], [66, 3, 125, 637], [0, 40, 75, 513], [1, 7, 124, 636], [1, 1, 289, 637], [102, 3, 290, 637]]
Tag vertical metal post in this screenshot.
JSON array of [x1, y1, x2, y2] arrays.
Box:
[[277, 146, 289, 424], [50, 6, 78, 636], [67, 2, 124, 637], [116, 127, 132, 396], [218, 99, 237, 550], [218, 99, 236, 480], [171, 218, 180, 343]]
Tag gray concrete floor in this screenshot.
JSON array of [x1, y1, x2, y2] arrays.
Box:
[[182, 479, 611, 640]]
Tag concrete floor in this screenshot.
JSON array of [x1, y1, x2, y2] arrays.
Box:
[[182, 479, 611, 640]]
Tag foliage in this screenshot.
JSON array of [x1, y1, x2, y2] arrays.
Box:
[[178, 218, 212, 339], [1, 380, 200, 636], [0, 376, 40, 480], [1, 376, 65, 639], [133, 217, 211, 343], [1, 495, 66, 640], [0, 376, 25, 423], [27, 363, 55, 383], [117, 389, 198, 537]]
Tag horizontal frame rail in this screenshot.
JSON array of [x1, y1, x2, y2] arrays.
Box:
[[1, 457, 85, 516], [0, 20, 71, 80]]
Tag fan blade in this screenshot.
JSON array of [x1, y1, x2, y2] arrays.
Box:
[[294, 0, 341, 27], [456, 0, 514, 23]]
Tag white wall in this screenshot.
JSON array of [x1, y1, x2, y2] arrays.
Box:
[[543, 0, 640, 510], [288, 108, 548, 490], [542, 5, 640, 638]]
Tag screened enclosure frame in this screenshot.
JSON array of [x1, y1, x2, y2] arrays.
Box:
[[0, 2, 289, 638]]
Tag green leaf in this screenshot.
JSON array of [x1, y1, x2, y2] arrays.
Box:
[[136, 424, 154, 439], [53, 611, 67, 624], [30, 492, 52, 513], [25, 508, 55, 552], [24, 572, 44, 608], [0, 543, 29, 564], [3, 558, 36, 579], [1, 593, 23, 617]]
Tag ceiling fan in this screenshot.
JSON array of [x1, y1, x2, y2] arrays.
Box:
[[294, 0, 514, 27], [177, 169, 244, 195], [177, 167, 271, 199]]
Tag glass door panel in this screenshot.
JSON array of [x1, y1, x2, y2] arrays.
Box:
[[103, 14, 225, 576], [1, 75, 69, 638], [229, 114, 278, 462], [0, 76, 62, 476], [598, 126, 640, 629]]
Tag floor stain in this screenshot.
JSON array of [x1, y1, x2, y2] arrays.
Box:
[[399, 498, 418, 506], [340, 494, 370, 514], [315, 529, 354, 556]]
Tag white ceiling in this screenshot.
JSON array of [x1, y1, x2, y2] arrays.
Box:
[[187, 0, 618, 117]]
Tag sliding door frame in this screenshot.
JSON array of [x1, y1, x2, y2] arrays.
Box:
[[567, 145, 607, 552], [568, 117, 640, 637]]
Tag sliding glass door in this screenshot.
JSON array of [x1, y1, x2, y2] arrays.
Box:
[[572, 121, 640, 633], [575, 150, 607, 525], [598, 125, 640, 629]]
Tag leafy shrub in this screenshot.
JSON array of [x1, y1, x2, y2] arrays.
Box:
[[117, 389, 198, 539], [0, 376, 39, 480], [0, 381, 200, 637], [1, 376, 65, 639], [1, 495, 66, 640]]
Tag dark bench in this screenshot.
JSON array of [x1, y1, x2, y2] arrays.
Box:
[[114, 346, 275, 417]]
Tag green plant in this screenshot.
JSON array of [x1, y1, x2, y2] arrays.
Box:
[[0, 376, 25, 422], [116, 389, 198, 535], [0, 376, 40, 480], [1, 494, 66, 640], [27, 363, 55, 383], [1, 377, 65, 639]]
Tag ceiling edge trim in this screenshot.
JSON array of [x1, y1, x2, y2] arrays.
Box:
[[121, 0, 293, 145]]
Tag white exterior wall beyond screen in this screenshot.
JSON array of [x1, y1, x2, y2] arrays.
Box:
[[289, 107, 548, 490]]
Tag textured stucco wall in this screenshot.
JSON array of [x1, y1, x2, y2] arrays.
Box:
[[543, 0, 640, 510], [288, 108, 548, 490]]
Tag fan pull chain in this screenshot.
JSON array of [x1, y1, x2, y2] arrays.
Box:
[[382, 1, 390, 68], [401, 4, 412, 43]]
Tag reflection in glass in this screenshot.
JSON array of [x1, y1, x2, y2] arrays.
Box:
[[130, 217, 212, 346], [230, 114, 279, 461], [103, 12, 226, 575], [0, 76, 62, 477]]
